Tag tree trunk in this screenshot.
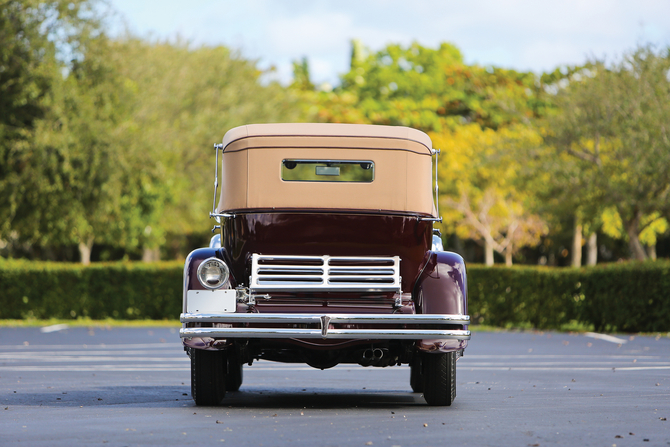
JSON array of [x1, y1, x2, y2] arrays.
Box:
[[625, 211, 648, 261], [78, 237, 94, 266], [484, 238, 494, 266], [586, 232, 597, 266], [572, 217, 582, 267], [647, 243, 657, 261], [142, 247, 160, 262], [504, 242, 513, 266]]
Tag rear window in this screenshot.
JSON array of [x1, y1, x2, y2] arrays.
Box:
[[281, 159, 374, 183]]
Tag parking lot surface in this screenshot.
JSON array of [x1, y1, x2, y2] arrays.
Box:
[[1, 327, 668, 446]]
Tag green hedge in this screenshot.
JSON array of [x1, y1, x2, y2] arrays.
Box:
[[468, 260, 670, 332], [0, 259, 182, 320], [1, 259, 669, 332]]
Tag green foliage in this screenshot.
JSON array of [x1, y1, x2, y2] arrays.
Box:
[[318, 40, 539, 132], [1, 9, 299, 261], [434, 125, 547, 264], [26, 34, 135, 254], [0, 0, 101, 242], [291, 56, 314, 91], [541, 46, 670, 259], [468, 260, 670, 332], [2, 10, 668, 267], [109, 39, 300, 241], [0, 259, 182, 319]]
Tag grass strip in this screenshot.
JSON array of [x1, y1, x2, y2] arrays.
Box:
[[0, 318, 180, 328]]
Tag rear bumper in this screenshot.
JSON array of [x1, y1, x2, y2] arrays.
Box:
[[179, 312, 470, 340]]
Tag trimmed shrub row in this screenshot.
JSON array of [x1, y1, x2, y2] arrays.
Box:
[[467, 261, 670, 332], [1, 259, 668, 332], [0, 259, 183, 320]]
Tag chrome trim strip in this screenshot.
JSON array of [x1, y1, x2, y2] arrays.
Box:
[[181, 313, 470, 325], [180, 327, 471, 340]]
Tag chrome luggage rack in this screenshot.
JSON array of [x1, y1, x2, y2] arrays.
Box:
[[249, 254, 401, 293]]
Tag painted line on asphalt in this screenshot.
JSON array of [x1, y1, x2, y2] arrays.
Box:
[[4, 352, 662, 359], [0, 366, 192, 372], [459, 362, 670, 366], [0, 343, 182, 350], [0, 357, 188, 363], [2, 365, 670, 372], [463, 355, 663, 359], [0, 350, 184, 357], [462, 366, 670, 371], [40, 324, 70, 333], [584, 332, 628, 344]]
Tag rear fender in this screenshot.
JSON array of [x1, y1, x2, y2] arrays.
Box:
[[413, 251, 468, 353], [182, 247, 239, 351]]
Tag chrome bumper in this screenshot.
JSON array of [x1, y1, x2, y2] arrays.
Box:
[[180, 312, 470, 340]]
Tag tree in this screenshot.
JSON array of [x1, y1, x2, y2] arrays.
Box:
[[291, 56, 314, 91], [317, 40, 539, 133], [0, 0, 112, 262], [109, 38, 300, 258], [300, 41, 549, 265], [543, 46, 670, 260], [434, 125, 547, 265], [24, 34, 137, 264]]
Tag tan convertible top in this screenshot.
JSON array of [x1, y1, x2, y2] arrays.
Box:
[[217, 123, 436, 216]]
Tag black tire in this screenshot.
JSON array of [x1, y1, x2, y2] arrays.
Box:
[[191, 349, 226, 406], [225, 352, 243, 392], [422, 351, 456, 406], [410, 354, 424, 393]]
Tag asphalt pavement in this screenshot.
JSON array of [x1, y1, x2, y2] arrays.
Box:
[[1, 326, 668, 446]]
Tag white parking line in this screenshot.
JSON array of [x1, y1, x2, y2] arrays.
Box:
[[462, 366, 670, 371], [0, 366, 191, 372], [40, 324, 70, 333], [584, 332, 628, 344], [1, 343, 182, 350]]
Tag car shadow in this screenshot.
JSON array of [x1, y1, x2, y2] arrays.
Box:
[[2, 385, 425, 409], [220, 387, 424, 409]]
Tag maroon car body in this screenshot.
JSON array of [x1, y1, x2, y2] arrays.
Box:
[[180, 123, 470, 406]]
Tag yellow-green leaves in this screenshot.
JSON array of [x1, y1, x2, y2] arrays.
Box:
[[433, 125, 547, 265], [544, 46, 670, 260]]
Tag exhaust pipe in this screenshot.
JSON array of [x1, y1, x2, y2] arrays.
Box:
[[361, 348, 388, 366], [363, 349, 374, 361]]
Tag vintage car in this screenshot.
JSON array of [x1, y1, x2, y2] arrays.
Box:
[[180, 123, 470, 406]]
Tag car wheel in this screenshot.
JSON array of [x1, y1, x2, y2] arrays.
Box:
[[225, 353, 243, 392], [422, 351, 456, 406], [191, 349, 226, 405], [409, 354, 423, 393]]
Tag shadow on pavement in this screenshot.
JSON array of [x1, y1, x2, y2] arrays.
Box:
[[3, 385, 426, 409]]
